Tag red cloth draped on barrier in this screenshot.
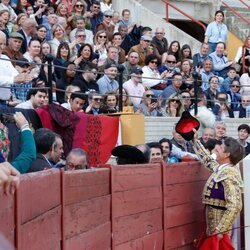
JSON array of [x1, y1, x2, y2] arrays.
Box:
[[199, 234, 234, 250], [36, 104, 119, 166]]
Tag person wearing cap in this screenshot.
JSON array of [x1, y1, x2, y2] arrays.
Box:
[[0, 31, 33, 106], [123, 66, 145, 108], [96, 9, 114, 41], [97, 63, 119, 95], [128, 35, 154, 67], [192, 129, 244, 247], [3, 32, 24, 66]]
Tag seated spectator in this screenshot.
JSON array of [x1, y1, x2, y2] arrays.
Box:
[[74, 43, 96, 68], [212, 92, 234, 119], [142, 54, 166, 95], [180, 90, 192, 111], [18, 18, 37, 54], [161, 72, 183, 102], [85, 91, 105, 114], [151, 27, 168, 56], [165, 93, 183, 117], [117, 88, 134, 113], [56, 62, 77, 104], [43, 14, 58, 41], [61, 91, 87, 112], [102, 91, 118, 113], [73, 62, 99, 93], [96, 9, 114, 41], [69, 16, 93, 45], [65, 148, 89, 170], [97, 63, 118, 94], [200, 58, 216, 91], [64, 85, 81, 104], [180, 44, 193, 63], [34, 24, 47, 44], [239, 66, 250, 95], [49, 24, 68, 57], [227, 79, 241, 110], [170, 127, 195, 154], [136, 90, 164, 116], [28, 128, 63, 172], [209, 42, 233, 79], [112, 32, 126, 64], [192, 42, 210, 69], [180, 59, 195, 90], [214, 120, 227, 142], [159, 54, 179, 86], [15, 88, 47, 109], [3, 32, 24, 66], [234, 94, 250, 118], [237, 124, 250, 156], [89, 1, 103, 34], [199, 127, 215, 146], [54, 42, 71, 80], [128, 35, 154, 67], [220, 67, 238, 93], [118, 9, 133, 29], [146, 142, 164, 163], [164, 40, 181, 66], [159, 138, 179, 163], [123, 66, 145, 109], [122, 51, 140, 82], [93, 30, 108, 64], [98, 45, 119, 72], [204, 76, 220, 109]]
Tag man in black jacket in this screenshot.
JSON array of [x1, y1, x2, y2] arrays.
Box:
[[72, 62, 99, 93], [151, 27, 168, 56]]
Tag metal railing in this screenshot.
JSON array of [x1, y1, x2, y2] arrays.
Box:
[[161, 0, 206, 32], [222, 1, 250, 25], [238, 0, 250, 9]]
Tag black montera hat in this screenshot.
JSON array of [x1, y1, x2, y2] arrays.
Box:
[[175, 111, 200, 141], [112, 145, 147, 164]]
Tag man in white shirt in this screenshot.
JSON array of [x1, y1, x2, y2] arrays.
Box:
[[16, 88, 47, 109], [0, 31, 33, 106], [123, 66, 145, 108]]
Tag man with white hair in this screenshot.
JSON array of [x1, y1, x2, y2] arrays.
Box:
[[0, 31, 33, 106]]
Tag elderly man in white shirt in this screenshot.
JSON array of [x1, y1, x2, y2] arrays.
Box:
[[0, 31, 33, 106]]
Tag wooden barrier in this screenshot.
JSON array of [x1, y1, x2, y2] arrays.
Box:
[[0, 162, 213, 250]]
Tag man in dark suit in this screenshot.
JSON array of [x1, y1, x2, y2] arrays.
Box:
[[28, 128, 64, 172], [17, 18, 37, 54]]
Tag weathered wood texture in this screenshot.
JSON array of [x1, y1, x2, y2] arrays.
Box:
[[0, 163, 212, 250]]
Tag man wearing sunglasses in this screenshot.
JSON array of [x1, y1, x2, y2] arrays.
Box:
[[96, 10, 114, 41], [85, 91, 105, 115], [90, 1, 103, 34]]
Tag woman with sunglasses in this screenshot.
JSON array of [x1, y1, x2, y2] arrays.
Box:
[[165, 93, 183, 117], [68, 0, 89, 29], [142, 54, 167, 96], [93, 30, 108, 63]]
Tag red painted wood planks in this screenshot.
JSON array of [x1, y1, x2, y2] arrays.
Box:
[[64, 222, 111, 250], [112, 186, 162, 217], [18, 206, 61, 250], [113, 208, 163, 246], [111, 164, 162, 192], [164, 162, 210, 185], [64, 195, 111, 239], [114, 230, 163, 250], [0, 188, 15, 244], [63, 168, 110, 205], [17, 169, 61, 224]]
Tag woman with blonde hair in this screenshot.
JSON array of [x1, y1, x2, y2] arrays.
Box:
[[93, 30, 108, 63], [49, 23, 67, 56], [165, 93, 183, 117], [12, 13, 26, 32]]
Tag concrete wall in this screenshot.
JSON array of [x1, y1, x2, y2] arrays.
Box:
[[112, 0, 201, 54], [144, 117, 250, 142]]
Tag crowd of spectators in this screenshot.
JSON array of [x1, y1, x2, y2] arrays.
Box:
[[0, 0, 250, 174]]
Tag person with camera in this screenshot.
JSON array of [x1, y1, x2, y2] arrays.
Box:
[[212, 92, 234, 120], [136, 90, 164, 116]]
